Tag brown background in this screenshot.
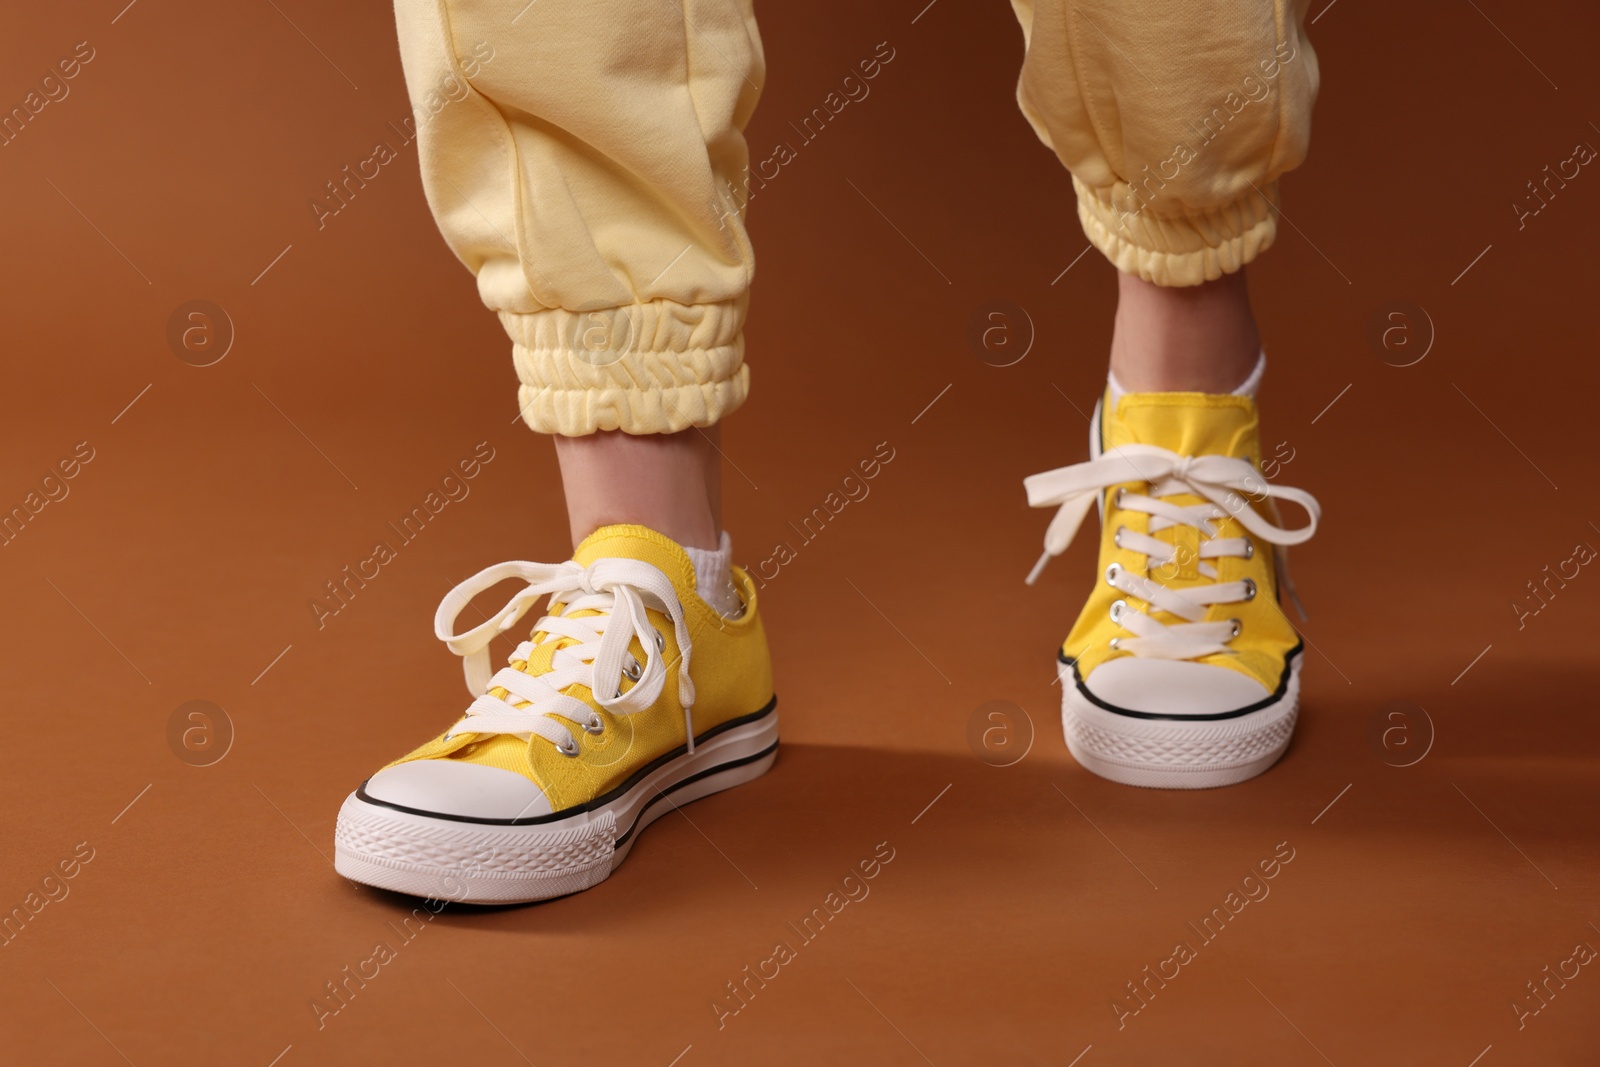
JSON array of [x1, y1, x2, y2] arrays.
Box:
[[2, 1, 1599, 1064]]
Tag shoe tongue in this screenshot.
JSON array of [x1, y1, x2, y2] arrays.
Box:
[[1107, 393, 1262, 598], [1107, 392, 1262, 461], [511, 524, 696, 681]]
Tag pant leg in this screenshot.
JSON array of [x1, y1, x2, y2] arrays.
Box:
[[1010, 0, 1318, 287], [393, 0, 763, 435]]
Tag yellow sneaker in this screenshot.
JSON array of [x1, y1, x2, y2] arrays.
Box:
[[1024, 391, 1320, 788], [334, 524, 777, 902]]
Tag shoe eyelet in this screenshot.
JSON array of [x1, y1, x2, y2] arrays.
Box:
[[653, 629, 666, 651], [1109, 599, 1127, 624], [1113, 526, 1126, 549], [582, 715, 604, 735], [441, 732, 453, 743], [1108, 637, 1122, 651], [1229, 618, 1242, 638], [1113, 487, 1127, 508], [1105, 562, 1122, 586], [623, 657, 642, 682], [1241, 577, 1257, 601], [1243, 541, 1255, 560], [556, 736, 580, 757]]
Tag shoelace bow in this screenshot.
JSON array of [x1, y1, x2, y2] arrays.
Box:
[[1024, 445, 1320, 660], [433, 558, 697, 754]]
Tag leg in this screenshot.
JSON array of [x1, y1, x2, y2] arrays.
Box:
[[392, 0, 762, 551], [1011, 0, 1316, 394], [1109, 270, 1260, 394], [1010, 0, 1318, 289], [554, 427, 721, 550], [336, 0, 777, 904], [1012, 0, 1324, 788]]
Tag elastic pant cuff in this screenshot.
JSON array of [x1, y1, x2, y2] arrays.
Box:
[[1074, 176, 1278, 287], [501, 298, 749, 436]]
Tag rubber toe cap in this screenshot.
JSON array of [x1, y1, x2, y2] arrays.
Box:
[[1081, 659, 1273, 717], [363, 759, 553, 820]]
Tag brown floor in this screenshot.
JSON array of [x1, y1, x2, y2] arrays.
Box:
[[3, 2, 1599, 1064]]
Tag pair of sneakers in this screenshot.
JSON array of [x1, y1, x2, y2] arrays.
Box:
[[334, 388, 1320, 904]]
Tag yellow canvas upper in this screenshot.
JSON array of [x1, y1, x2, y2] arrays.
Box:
[[1062, 391, 1300, 691], [382, 525, 774, 812]]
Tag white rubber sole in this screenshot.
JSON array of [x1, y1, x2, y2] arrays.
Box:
[[1061, 659, 1299, 789], [334, 706, 778, 904]]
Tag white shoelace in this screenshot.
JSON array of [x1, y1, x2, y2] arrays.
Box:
[[1024, 445, 1320, 660], [433, 558, 697, 755]]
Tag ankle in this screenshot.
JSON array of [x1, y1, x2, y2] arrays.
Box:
[[1108, 269, 1261, 394], [1109, 352, 1264, 411], [554, 428, 722, 550]]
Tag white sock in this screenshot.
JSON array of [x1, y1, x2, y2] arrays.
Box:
[[684, 532, 743, 618], [1105, 368, 1131, 410], [1231, 351, 1266, 397], [1105, 350, 1266, 406]]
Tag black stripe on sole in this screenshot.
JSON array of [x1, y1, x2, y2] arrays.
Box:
[[354, 697, 777, 826], [612, 740, 779, 849], [1058, 644, 1301, 722]]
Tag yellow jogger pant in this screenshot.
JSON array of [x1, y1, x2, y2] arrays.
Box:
[[392, 1, 1318, 437]]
